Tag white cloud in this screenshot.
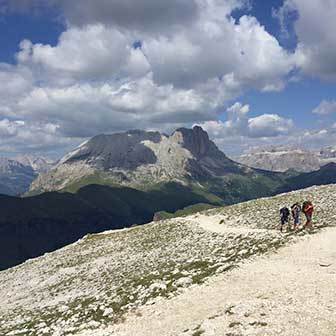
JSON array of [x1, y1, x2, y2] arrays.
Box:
[[0, 118, 79, 155], [248, 114, 293, 138], [60, 0, 199, 32], [17, 25, 150, 82], [15, 75, 224, 137], [143, 14, 296, 91], [0, 119, 22, 137], [313, 100, 336, 116], [278, 0, 336, 81], [0, 64, 33, 118], [2, 0, 334, 156], [0, 0, 242, 32], [1, 0, 298, 151], [199, 102, 293, 142], [227, 102, 249, 116]]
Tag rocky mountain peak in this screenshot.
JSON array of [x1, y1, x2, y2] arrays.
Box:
[[172, 126, 219, 159]]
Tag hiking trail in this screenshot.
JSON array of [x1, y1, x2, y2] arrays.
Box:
[[90, 224, 336, 336]]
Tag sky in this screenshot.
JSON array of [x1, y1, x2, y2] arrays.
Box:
[[0, 0, 335, 158]]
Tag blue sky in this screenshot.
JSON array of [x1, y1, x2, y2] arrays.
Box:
[[0, 16, 56, 64], [0, 0, 335, 157]]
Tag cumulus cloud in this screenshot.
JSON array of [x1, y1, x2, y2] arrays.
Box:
[[1, 0, 333, 156], [144, 14, 296, 90], [17, 25, 150, 82], [60, 0, 199, 32], [0, 64, 32, 95], [202, 117, 336, 156], [199, 102, 293, 141], [0, 0, 200, 32], [0, 118, 79, 155], [0, 119, 22, 137], [0, 1, 299, 149], [14, 75, 225, 137], [277, 0, 336, 81], [313, 100, 336, 116], [248, 114, 293, 138]]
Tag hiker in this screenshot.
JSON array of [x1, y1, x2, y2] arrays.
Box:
[[291, 203, 301, 231], [279, 206, 290, 232], [302, 201, 314, 229]]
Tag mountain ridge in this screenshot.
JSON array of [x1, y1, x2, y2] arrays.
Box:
[[234, 147, 336, 173]]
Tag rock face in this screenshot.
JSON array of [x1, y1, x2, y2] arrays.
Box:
[[63, 130, 162, 170], [30, 126, 248, 194], [0, 158, 36, 196], [235, 149, 322, 173]]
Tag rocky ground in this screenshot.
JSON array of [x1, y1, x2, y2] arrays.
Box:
[[1, 184, 335, 336], [107, 226, 336, 336]]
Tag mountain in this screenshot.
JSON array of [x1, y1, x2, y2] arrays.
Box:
[[235, 146, 336, 173], [0, 155, 53, 196], [29, 126, 285, 202], [235, 148, 321, 173], [317, 146, 336, 166], [1, 184, 334, 336], [0, 157, 37, 196], [15, 154, 54, 174]]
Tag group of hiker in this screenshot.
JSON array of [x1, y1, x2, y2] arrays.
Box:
[[279, 201, 314, 232]]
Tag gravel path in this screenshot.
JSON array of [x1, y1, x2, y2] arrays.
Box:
[[190, 214, 273, 234], [102, 227, 336, 336]]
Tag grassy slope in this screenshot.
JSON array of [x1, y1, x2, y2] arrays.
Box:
[[154, 203, 218, 220], [1, 184, 334, 336], [61, 168, 286, 205]]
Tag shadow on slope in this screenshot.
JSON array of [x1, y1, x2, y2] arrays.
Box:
[[0, 183, 217, 271], [276, 163, 336, 194]]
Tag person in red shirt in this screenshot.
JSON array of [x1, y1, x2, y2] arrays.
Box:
[[302, 201, 314, 229]]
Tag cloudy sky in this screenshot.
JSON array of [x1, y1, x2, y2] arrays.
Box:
[[0, 0, 335, 158]]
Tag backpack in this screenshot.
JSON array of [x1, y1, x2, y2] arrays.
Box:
[[291, 203, 300, 216], [302, 201, 313, 213], [280, 207, 290, 217]]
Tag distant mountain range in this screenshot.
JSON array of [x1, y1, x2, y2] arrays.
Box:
[[0, 155, 53, 196], [234, 146, 336, 173], [0, 157, 37, 196], [2, 126, 336, 271], [15, 155, 54, 174]]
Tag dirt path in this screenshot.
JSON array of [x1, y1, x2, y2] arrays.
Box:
[[188, 214, 273, 234], [93, 226, 336, 336]]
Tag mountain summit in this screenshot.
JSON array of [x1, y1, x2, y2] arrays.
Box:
[[29, 126, 255, 194]]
